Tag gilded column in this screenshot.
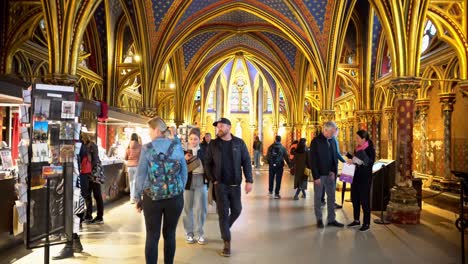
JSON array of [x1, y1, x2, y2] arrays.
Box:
[[373, 111, 382, 159], [341, 120, 348, 152], [439, 93, 456, 180], [384, 107, 395, 159], [347, 117, 355, 151], [366, 111, 373, 138], [257, 81, 264, 140], [415, 99, 430, 173], [391, 77, 419, 183]]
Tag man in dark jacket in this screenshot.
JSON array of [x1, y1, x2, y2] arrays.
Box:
[[204, 117, 253, 257], [309, 121, 344, 228], [266, 135, 290, 199]]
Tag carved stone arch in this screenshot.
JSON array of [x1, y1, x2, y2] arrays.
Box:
[[420, 66, 443, 99], [426, 8, 467, 78]]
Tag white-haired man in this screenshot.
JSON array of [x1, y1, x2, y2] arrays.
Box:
[[309, 121, 344, 228]]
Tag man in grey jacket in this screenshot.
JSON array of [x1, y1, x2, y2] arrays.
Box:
[[204, 117, 253, 257]]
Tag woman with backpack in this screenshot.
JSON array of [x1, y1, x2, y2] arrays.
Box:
[[183, 127, 208, 245], [134, 117, 187, 264], [292, 138, 309, 200]]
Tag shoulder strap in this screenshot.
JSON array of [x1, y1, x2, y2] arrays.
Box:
[[166, 140, 177, 157]]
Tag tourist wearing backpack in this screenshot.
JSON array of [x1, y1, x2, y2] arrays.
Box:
[[183, 127, 208, 245], [134, 117, 187, 264], [204, 117, 253, 257], [266, 135, 291, 199]]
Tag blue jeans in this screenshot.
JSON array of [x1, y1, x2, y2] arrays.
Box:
[[314, 175, 336, 223], [268, 166, 284, 195], [128, 166, 137, 201], [215, 184, 242, 241], [183, 185, 208, 237], [143, 193, 183, 264], [254, 150, 261, 168]]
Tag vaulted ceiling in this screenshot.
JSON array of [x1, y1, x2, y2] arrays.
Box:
[[117, 0, 360, 110]]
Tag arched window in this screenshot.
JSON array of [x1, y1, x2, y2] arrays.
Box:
[[230, 76, 250, 112], [421, 20, 437, 53]]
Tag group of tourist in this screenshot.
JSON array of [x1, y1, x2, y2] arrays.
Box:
[[55, 115, 375, 263]]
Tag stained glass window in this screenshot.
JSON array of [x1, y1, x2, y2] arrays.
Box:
[[421, 20, 436, 53]]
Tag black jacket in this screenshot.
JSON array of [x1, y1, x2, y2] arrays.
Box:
[[185, 143, 208, 190], [352, 145, 376, 184], [266, 142, 290, 168], [309, 133, 338, 180], [204, 135, 253, 185]]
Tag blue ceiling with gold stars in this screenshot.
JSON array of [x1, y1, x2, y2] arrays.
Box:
[[183, 32, 218, 68], [208, 10, 267, 24], [303, 0, 328, 32], [262, 32, 297, 68], [151, 0, 174, 32]]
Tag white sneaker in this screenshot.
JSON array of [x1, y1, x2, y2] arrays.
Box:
[[197, 236, 206, 245], [185, 234, 194, 244]]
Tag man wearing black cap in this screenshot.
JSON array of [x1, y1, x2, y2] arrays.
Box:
[[204, 117, 253, 257], [266, 135, 291, 199]]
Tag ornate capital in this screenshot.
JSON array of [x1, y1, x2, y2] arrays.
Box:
[[355, 110, 367, 123], [415, 99, 430, 116], [459, 80, 468, 98], [390, 77, 421, 100], [383, 107, 395, 119], [439, 93, 456, 112], [373, 110, 382, 122], [140, 109, 158, 118], [319, 110, 335, 122], [44, 74, 78, 86]]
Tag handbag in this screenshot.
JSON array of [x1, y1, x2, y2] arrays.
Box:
[[339, 163, 356, 184], [92, 161, 105, 184]]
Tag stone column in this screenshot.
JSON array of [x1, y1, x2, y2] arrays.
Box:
[[341, 120, 348, 152], [366, 111, 374, 138], [391, 77, 419, 183], [215, 81, 223, 120], [373, 111, 382, 159], [439, 93, 456, 180], [347, 117, 355, 151], [386, 78, 421, 225], [415, 99, 430, 173], [257, 81, 264, 140], [384, 107, 395, 159]]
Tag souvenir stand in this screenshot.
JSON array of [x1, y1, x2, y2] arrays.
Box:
[[22, 84, 80, 263], [0, 77, 29, 251], [98, 107, 148, 201]]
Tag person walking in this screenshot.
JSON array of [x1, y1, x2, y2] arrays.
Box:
[[346, 130, 376, 232], [309, 121, 344, 228], [81, 132, 104, 224], [253, 136, 262, 169], [204, 117, 253, 257], [125, 133, 142, 204], [266, 135, 291, 199], [134, 117, 187, 264], [293, 138, 308, 200], [200, 132, 211, 147], [183, 127, 208, 245]]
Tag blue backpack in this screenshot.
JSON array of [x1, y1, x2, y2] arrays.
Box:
[[145, 140, 183, 200]]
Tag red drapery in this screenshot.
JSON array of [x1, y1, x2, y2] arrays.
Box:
[[97, 123, 107, 149], [11, 113, 19, 165]]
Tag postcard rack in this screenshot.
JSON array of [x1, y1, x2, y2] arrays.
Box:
[[21, 84, 82, 261]]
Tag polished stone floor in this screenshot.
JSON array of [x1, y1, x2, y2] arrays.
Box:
[[2, 168, 464, 264]]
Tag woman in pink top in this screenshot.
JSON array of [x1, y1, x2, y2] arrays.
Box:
[[125, 133, 142, 203]]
